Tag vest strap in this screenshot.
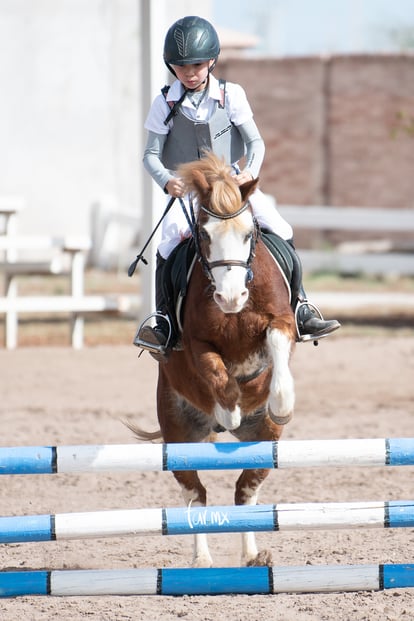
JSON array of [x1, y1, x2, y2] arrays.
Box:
[[162, 86, 188, 126], [162, 80, 227, 124]]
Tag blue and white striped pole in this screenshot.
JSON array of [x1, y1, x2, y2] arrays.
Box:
[[0, 500, 413, 544], [0, 564, 413, 597], [0, 438, 413, 475]]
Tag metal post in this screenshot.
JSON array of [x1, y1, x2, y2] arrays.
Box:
[[138, 0, 169, 323]]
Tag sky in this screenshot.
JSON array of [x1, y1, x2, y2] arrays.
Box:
[[212, 0, 414, 56]]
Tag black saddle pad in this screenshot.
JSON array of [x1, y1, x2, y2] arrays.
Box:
[[161, 238, 196, 342], [260, 231, 295, 284], [261, 230, 303, 294]]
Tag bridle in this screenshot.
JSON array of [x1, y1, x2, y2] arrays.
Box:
[[179, 196, 260, 286]]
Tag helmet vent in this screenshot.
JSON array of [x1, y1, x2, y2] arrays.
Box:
[[173, 28, 186, 58]]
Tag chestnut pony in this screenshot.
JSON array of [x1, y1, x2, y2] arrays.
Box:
[[137, 153, 296, 567]]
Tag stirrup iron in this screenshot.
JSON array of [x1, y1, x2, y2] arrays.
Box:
[[295, 300, 325, 345], [134, 312, 172, 355]]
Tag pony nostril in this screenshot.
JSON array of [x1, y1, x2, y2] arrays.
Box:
[[214, 289, 249, 310], [214, 292, 224, 305]]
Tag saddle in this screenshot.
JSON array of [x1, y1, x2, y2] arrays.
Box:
[[160, 231, 302, 349]]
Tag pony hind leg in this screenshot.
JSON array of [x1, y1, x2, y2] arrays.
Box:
[[235, 468, 272, 566], [173, 469, 213, 568], [232, 412, 285, 566], [160, 394, 217, 568]]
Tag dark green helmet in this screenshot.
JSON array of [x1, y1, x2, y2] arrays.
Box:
[[163, 16, 220, 73]]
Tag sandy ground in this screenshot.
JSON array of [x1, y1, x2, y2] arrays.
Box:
[[0, 334, 413, 620]]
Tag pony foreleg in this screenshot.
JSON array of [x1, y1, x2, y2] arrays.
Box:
[[194, 349, 242, 430], [266, 327, 295, 425]]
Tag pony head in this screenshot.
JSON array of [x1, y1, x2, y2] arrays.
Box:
[[177, 153, 260, 313]]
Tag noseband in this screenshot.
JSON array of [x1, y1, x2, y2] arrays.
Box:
[[184, 197, 259, 285]]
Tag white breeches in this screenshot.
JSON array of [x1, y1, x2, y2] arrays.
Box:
[[157, 189, 293, 260]]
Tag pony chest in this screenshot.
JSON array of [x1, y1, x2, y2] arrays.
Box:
[[228, 350, 270, 383]]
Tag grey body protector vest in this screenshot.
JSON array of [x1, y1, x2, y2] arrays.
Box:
[[161, 79, 245, 170]]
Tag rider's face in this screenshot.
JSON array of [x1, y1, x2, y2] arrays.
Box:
[[171, 60, 214, 91]]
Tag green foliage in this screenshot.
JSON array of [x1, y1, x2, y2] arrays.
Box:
[[391, 111, 414, 138]]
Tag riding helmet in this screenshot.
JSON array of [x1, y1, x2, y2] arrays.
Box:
[[163, 16, 220, 73]]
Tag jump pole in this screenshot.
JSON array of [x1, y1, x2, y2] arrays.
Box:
[[1, 564, 413, 597], [1, 500, 413, 544], [1, 437, 413, 475]]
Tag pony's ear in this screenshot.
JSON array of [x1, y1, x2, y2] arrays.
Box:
[[191, 169, 211, 203], [240, 177, 260, 202]]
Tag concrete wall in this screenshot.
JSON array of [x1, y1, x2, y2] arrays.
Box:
[[219, 54, 414, 208], [0, 0, 212, 245], [1, 0, 141, 236]]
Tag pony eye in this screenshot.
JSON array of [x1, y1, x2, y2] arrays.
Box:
[[199, 229, 210, 242], [244, 232, 253, 243]]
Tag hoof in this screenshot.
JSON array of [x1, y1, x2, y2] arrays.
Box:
[[214, 404, 241, 431], [270, 411, 293, 425], [246, 549, 273, 567], [192, 556, 213, 568]]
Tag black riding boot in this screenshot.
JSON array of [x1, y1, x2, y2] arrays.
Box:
[[133, 253, 171, 361], [295, 285, 341, 342], [284, 238, 340, 342]]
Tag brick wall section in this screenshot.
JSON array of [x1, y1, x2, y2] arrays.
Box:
[[327, 55, 414, 208], [219, 54, 414, 209]]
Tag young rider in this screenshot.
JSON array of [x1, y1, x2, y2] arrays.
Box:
[[134, 15, 340, 359]]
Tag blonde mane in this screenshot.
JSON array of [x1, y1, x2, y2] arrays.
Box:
[[177, 152, 242, 217]]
